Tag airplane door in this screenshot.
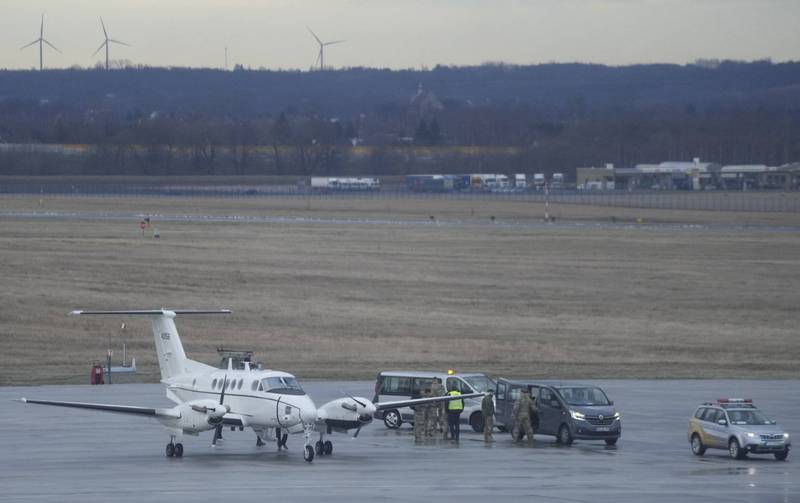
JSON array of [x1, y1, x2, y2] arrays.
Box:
[[276, 398, 300, 428]]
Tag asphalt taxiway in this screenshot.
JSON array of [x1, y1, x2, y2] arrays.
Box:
[[2, 380, 798, 502]]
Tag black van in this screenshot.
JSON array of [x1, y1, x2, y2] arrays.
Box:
[[494, 378, 621, 445]]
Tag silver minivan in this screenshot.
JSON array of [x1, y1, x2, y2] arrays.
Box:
[[372, 370, 495, 432]]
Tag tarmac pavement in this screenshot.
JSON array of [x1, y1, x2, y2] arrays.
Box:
[[2, 380, 798, 502]]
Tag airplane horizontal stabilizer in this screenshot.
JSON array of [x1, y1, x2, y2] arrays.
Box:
[[70, 309, 232, 316]]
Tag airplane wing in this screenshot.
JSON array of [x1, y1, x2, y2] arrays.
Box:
[[20, 397, 248, 427], [221, 414, 245, 427], [18, 398, 180, 418], [375, 392, 485, 411]]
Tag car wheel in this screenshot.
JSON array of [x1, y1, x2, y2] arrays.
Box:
[[729, 438, 747, 460], [774, 449, 789, 461], [383, 409, 402, 429], [497, 425, 508, 433], [690, 434, 706, 456], [470, 412, 485, 433], [558, 424, 573, 446], [605, 438, 618, 447]]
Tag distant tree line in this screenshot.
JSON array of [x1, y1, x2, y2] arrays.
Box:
[[0, 61, 799, 177]]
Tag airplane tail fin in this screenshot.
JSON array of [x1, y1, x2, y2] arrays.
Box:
[[70, 309, 231, 381]]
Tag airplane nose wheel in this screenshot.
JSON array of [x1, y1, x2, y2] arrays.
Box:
[[304, 444, 315, 462]]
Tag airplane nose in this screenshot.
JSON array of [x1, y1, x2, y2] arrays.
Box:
[[300, 405, 317, 424]]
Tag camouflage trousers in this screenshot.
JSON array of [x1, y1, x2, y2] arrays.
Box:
[[484, 415, 494, 442], [414, 409, 428, 440], [513, 417, 534, 443]]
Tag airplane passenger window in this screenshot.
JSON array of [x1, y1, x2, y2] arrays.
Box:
[[237, 379, 243, 390]]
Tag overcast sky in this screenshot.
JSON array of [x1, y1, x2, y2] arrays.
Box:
[[1, 0, 798, 70]]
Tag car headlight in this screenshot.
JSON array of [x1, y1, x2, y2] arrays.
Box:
[[613, 412, 621, 420], [746, 432, 757, 438], [570, 410, 585, 421], [784, 433, 790, 440]]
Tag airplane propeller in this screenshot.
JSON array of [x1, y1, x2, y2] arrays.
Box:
[[211, 375, 228, 446]]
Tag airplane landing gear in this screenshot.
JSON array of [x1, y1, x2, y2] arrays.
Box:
[[256, 435, 265, 447], [303, 424, 315, 463], [166, 436, 183, 458], [315, 433, 334, 456]]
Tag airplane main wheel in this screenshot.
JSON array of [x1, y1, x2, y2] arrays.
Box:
[[174, 443, 184, 458], [304, 445, 315, 463], [165, 443, 175, 457], [315, 440, 324, 455], [323, 440, 333, 456]]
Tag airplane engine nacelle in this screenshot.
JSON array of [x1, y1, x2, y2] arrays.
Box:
[[171, 400, 228, 432], [318, 397, 375, 433]]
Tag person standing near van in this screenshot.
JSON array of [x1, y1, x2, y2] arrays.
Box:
[[430, 378, 446, 438], [414, 387, 432, 442], [512, 389, 535, 445], [481, 389, 495, 443], [446, 385, 464, 442]]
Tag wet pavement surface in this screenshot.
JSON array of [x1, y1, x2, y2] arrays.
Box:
[[2, 380, 798, 502]]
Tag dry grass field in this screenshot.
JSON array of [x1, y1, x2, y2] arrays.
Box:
[[1, 195, 799, 384]]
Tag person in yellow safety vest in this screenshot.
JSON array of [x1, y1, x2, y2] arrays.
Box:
[[446, 386, 464, 442]]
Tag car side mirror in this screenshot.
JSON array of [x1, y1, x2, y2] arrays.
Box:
[[608, 400, 614, 406], [717, 419, 728, 426]]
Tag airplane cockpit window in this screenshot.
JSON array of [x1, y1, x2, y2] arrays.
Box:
[[261, 376, 305, 395], [212, 378, 217, 389], [251, 380, 258, 391]]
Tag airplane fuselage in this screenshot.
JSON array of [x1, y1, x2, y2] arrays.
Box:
[[166, 368, 317, 433]]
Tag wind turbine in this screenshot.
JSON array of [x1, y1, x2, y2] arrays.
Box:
[[306, 27, 345, 71], [20, 13, 61, 71], [93, 17, 129, 70]]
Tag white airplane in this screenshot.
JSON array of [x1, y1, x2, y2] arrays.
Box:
[[19, 309, 481, 462]]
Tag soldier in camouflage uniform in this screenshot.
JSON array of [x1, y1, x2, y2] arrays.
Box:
[[512, 389, 536, 445], [430, 378, 446, 438], [481, 389, 495, 443], [414, 387, 432, 441]]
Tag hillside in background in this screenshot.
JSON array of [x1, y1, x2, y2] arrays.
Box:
[[1, 61, 799, 176], [2, 61, 800, 116]]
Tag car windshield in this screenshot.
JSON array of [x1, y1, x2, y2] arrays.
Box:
[[556, 386, 611, 406], [261, 376, 305, 395], [463, 375, 495, 393], [727, 409, 773, 425]]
